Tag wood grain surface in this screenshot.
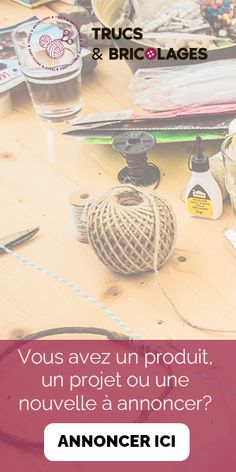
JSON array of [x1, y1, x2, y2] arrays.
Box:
[[0, 0, 236, 342]]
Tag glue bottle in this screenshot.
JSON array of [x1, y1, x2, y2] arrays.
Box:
[[186, 136, 223, 220]]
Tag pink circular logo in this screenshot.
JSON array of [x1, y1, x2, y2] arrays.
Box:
[[144, 48, 157, 61], [28, 16, 82, 70]]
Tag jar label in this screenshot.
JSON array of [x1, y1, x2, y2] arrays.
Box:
[[187, 185, 213, 217]]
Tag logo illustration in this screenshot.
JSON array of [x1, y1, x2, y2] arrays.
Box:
[[39, 29, 73, 60], [28, 16, 82, 70]]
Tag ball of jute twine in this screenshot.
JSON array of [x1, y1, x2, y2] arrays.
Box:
[[86, 187, 235, 335], [87, 185, 177, 275]]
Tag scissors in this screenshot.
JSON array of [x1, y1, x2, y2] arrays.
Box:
[[0, 227, 40, 254]]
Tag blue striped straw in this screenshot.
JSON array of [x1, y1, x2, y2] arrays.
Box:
[[0, 245, 141, 340]]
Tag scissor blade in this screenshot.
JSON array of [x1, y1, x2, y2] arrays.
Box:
[[0, 227, 40, 254]]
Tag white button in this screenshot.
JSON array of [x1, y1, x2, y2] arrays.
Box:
[[44, 423, 190, 462]]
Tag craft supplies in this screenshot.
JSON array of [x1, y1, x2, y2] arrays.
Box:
[[86, 185, 176, 275], [83, 132, 226, 145], [68, 110, 231, 131], [222, 134, 236, 214], [113, 0, 211, 36], [0, 92, 12, 118], [0, 227, 40, 254], [186, 136, 223, 219], [210, 151, 229, 200], [201, 0, 235, 36], [130, 60, 236, 112], [1, 244, 141, 339], [69, 190, 92, 243], [65, 109, 230, 145], [132, 0, 209, 32], [112, 131, 160, 186]]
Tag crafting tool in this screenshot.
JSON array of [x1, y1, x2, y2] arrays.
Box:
[[224, 227, 236, 253], [0, 227, 40, 254], [112, 131, 160, 186]]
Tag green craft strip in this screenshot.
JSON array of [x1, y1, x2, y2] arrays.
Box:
[[82, 130, 226, 145]]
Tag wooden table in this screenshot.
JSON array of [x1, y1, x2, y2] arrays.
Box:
[[0, 0, 236, 341]]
